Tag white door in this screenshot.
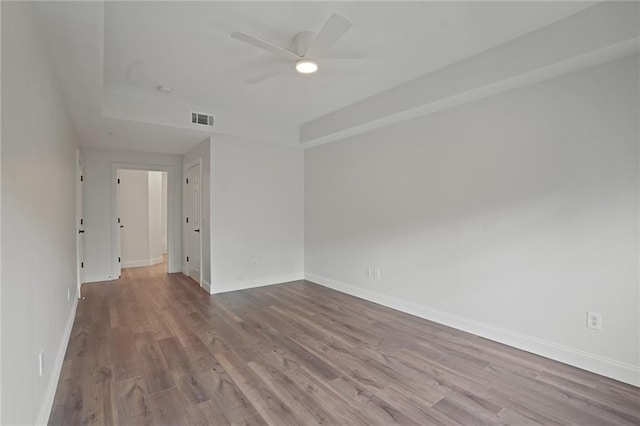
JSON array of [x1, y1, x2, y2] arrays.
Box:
[[186, 164, 201, 283], [76, 152, 84, 293], [116, 169, 122, 278]]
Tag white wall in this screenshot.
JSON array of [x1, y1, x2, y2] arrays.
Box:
[[1, 2, 80, 424], [119, 170, 164, 268], [81, 147, 182, 281], [148, 171, 164, 263], [120, 170, 150, 266], [183, 138, 212, 288], [211, 138, 304, 293], [0, 1, 3, 421], [305, 55, 640, 385], [162, 171, 168, 252]]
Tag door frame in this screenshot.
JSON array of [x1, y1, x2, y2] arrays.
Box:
[[111, 163, 176, 278], [183, 157, 203, 287], [76, 150, 84, 298]]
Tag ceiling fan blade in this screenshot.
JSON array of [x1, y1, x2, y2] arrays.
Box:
[[244, 67, 291, 84], [305, 14, 352, 58], [231, 31, 300, 61]]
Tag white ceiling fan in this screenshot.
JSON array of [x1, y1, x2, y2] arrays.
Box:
[[231, 13, 359, 84]]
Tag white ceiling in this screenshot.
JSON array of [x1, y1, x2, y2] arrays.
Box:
[[36, 1, 596, 154]]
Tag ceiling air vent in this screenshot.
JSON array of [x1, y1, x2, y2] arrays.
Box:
[[191, 112, 215, 127]]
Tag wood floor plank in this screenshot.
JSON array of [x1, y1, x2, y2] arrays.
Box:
[[112, 326, 139, 382], [214, 350, 300, 425], [115, 376, 154, 426], [280, 367, 369, 426], [231, 413, 268, 426], [251, 318, 341, 381], [134, 331, 175, 394], [375, 384, 458, 425], [491, 408, 548, 426], [148, 386, 208, 426], [196, 398, 231, 425], [432, 386, 503, 425], [50, 261, 640, 425], [248, 360, 339, 425]]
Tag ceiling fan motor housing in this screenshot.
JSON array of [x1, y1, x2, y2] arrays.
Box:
[[291, 31, 316, 57]]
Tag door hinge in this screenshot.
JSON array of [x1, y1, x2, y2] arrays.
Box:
[[80, 175, 84, 182], [186, 256, 189, 262], [117, 218, 120, 224], [186, 217, 189, 223], [80, 219, 83, 225], [117, 178, 120, 184], [118, 257, 121, 262], [186, 178, 189, 184], [81, 262, 84, 268]]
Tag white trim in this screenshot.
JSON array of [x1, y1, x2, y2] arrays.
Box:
[[111, 163, 177, 278], [82, 275, 112, 284], [212, 274, 304, 294], [36, 294, 79, 425], [122, 256, 163, 269], [183, 157, 203, 287], [76, 150, 84, 294], [202, 279, 212, 294], [305, 273, 640, 387], [637, 42, 640, 396]]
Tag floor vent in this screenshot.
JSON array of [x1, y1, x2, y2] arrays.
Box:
[[191, 112, 214, 127]]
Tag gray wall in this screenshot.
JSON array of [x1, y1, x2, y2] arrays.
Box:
[[305, 55, 640, 384], [1, 2, 80, 423], [81, 148, 183, 281], [211, 138, 304, 293]]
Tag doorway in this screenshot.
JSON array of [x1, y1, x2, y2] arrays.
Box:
[[116, 169, 168, 274], [112, 164, 175, 279]]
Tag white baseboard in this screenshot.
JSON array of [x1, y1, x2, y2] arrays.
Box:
[[212, 274, 304, 294], [83, 275, 114, 284], [202, 279, 212, 294], [122, 256, 163, 269], [305, 273, 640, 387], [36, 293, 79, 425]]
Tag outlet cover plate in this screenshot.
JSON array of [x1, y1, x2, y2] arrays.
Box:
[[587, 311, 602, 330]]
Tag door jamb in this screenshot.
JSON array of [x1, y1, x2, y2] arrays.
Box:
[[76, 150, 83, 298]]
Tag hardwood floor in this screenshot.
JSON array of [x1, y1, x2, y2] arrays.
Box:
[[50, 261, 640, 425]]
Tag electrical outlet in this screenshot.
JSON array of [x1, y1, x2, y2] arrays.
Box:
[[374, 268, 381, 280], [587, 312, 602, 330], [38, 349, 44, 377], [365, 267, 371, 277]]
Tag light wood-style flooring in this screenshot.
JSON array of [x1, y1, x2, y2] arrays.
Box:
[[50, 261, 640, 425]]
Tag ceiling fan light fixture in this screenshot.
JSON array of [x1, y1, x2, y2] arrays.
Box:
[[157, 85, 174, 93], [295, 59, 318, 74]]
